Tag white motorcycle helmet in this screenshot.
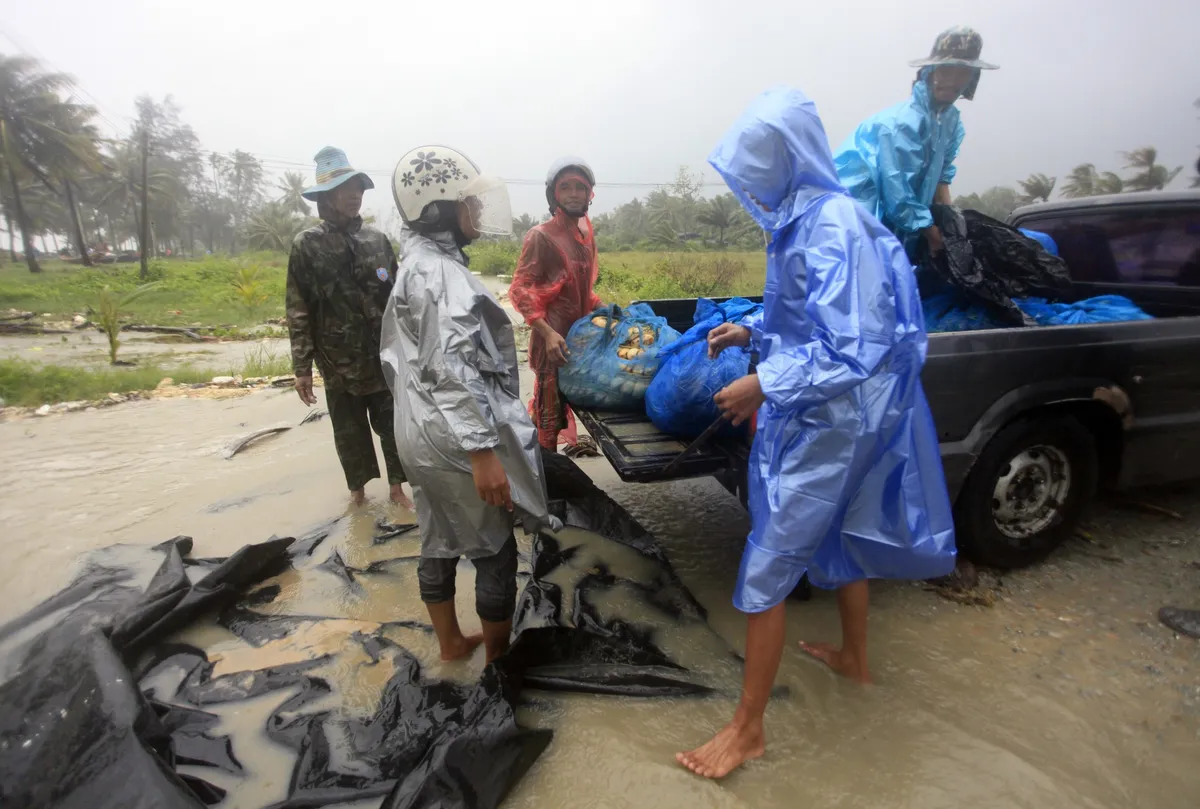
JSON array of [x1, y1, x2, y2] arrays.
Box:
[[392, 145, 512, 237]]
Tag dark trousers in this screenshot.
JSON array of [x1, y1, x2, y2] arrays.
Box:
[[417, 536, 518, 623], [324, 388, 406, 491]]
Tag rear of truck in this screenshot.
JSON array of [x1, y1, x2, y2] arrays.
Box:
[[570, 192, 1200, 569]]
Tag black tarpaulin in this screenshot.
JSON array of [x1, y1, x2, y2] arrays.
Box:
[[918, 204, 1072, 326], [0, 452, 729, 809]]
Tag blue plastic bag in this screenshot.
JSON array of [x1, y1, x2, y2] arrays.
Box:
[[921, 293, 1006, 333], [644, 298, 761, 437], [558, 303, 680, 411], [1016, 294, 1152, 326]]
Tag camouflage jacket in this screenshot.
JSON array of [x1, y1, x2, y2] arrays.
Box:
[[286, 217, 398, 395]]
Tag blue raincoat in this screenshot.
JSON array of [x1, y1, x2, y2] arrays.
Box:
[[708, 87, 956, 612], [833, 71, 965, 255]]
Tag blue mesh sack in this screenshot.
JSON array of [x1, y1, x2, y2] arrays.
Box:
[[558, 303, 680, 411], [644, 297, 761, 438]]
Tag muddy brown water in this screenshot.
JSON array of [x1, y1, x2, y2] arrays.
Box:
[[1, 389, 1197, 808]]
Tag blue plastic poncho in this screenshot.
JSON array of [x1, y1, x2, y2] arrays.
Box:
[[833, 71, 965, 255], [709, 87, 956, 612]]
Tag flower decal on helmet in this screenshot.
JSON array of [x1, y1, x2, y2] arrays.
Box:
[[399, 171, 416, 187], [410, 151, 442, 174]]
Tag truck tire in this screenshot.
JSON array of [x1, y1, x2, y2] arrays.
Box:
[[954, 416, 1098, 569]]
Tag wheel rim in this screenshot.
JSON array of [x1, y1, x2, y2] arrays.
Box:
[[990, 444, 1071, 540]]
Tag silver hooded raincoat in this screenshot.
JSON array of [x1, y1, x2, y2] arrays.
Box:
[[381, 229, 558, 559]]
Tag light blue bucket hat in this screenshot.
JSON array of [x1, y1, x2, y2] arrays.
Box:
[[301, 146, 375, 201]]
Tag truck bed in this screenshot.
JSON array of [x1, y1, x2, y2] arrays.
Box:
[[572, 291, 1200, 497]]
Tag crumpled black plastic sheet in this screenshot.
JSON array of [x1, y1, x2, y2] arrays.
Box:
[[0, 452, 724, 809], [918, 204, 1072, 326]]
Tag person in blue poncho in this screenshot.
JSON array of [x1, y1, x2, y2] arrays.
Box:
[[834, 27, 999, 259], [675, 87, 956, 779]]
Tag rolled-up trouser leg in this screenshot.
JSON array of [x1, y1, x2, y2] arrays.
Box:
[[470, 535, 518, 623], [417, 556, 458, 604], [325, 388, 381, 490], [364, 389, 406, 484]]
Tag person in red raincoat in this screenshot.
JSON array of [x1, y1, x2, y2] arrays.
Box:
[[509, 157, 603, 451]]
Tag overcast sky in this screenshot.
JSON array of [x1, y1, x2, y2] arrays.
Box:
[[4, 0, 1198, 223]]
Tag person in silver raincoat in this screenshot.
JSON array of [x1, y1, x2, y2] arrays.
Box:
[[381, 145, 557, 664]]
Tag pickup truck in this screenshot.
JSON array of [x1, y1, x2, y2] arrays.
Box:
[[572, 190, 1200, 569]]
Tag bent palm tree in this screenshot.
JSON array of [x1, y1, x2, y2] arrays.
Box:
[[1122, 147, 1182, 192], [0, 54, 99, 272], [1060, 164, 1097, 198], [1018, 173, 1057, 203], [1096, 172, 1124, 195]]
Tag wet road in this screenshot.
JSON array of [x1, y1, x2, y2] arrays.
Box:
[[1, 387, 1197, 808]]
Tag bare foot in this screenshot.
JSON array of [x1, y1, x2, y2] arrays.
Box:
[[389, 483, 414, 509], [439, 633, 483, 662], [798, 641, 872, 684], [676, 720, 765, 779], [350, 489, 366, 507]]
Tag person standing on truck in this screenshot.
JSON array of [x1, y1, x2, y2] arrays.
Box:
[[286, 146, 411, 508], [676, 87, 957, 779], [508, 157, 603, 451], [834, 26, 999, 259], [382, 145, 558, 663]]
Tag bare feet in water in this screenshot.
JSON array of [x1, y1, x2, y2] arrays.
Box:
[[798, 641, 872, 684], [350, 488, 366, 507], [439, 633, 483, 662], [676, 720, 765, 779], [389, 483, 414, 509]]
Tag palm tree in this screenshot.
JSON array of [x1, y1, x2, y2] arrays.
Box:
[[276, 170, 309, 216], [1096, 172, 1124, 195], [1017, 173, 1057, 204], [0, 54, 99, 272], [41, 103, 103, 265], [1060, 164, 1098, 198], [95, 139, 182, 258], [696, 195, 742, 248], [1122, 147, 1182, 192], [511, 213, 538, 241], [244, 200, 309, 252]]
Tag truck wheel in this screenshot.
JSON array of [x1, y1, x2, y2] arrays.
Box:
[[954, 416, 1097, 569]]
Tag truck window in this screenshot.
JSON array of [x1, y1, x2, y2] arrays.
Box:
[[1021, 209, 1200, 287]]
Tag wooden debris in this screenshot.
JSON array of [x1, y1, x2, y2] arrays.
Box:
[[222, 424, 292, 459]]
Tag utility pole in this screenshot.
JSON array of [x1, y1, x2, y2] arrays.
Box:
[[139, 128, 150, 280]]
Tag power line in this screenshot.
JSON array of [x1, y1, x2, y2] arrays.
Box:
[[2, 27, 728, 192], [0, 24, 131, 138]]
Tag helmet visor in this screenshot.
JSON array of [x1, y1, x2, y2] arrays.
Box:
[[460, 174, 512, 236]]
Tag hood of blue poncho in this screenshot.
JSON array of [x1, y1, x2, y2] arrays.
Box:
[[708, 87, 845, 233]]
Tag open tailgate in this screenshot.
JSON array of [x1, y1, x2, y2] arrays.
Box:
[[573, 408, 748, 483]]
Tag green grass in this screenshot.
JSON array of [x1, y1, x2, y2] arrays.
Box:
[[0, 252, 287, 329], [0, 359, 212, 407], [234, 342, 293, 378], [595, 251, 766, 305]]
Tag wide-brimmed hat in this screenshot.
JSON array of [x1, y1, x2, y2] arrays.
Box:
[[910, 26, 999, 70], [302, 146, 375, 201]]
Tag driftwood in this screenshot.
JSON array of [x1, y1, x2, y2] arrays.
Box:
[[103, 324, 208, 341], [300, 408, 328, 425], [221, 424, 292, 460], [0, 322, 70, 335], [0, 311, 35, 322]]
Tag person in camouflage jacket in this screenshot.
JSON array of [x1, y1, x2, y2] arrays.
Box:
[[286, 146, 410, 507]]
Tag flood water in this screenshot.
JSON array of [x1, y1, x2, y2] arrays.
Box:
[[2, 389, 1197, 809]]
